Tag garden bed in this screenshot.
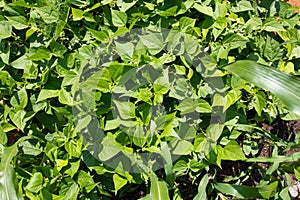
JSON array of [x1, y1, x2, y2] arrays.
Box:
[[0, 0, 300, 199]]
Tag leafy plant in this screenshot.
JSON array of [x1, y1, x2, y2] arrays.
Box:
[[0, 0, 299, 199]]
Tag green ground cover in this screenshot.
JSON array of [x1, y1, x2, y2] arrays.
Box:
[[0, 0, 300, 199]]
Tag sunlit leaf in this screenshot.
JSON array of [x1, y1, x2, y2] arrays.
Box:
[[214, 181, 278, 199], [226, 60, 300, 115], [0, 136, 31, 200], [150, 174, 170, 200], [221, 140, 246, 161], [111, 9, 127, 27]]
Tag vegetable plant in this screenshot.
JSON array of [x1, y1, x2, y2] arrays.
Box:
[[0, 0, 300, 199]]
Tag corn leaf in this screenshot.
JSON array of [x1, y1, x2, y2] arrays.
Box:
[[214, 181, 278, 199], [225, 60, 300, 115], [150, 173, 170, 200], [0, 136, 31, 200]]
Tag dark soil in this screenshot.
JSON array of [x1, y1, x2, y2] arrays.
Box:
[[119, 184, 147, 200]]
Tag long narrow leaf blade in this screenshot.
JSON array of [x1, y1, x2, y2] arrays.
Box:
[[225, 60, 300, 115], [214, 181, 278, 199], [0, 136, 31, 200], [246, 152, 300, 163], [150, 173, 170, 200]]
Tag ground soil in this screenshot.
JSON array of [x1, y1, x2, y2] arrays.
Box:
[[288, 0, 300, 12]]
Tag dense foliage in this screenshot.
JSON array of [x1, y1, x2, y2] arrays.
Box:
[[0, 0, 300, 199]]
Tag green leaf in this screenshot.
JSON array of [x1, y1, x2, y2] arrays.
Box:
[[117, 0, 137, 12], [77, 170, 96, 193], [0, 41, 10, 65], [193, 3, 214, 17], [56, 159, 68, 172], [26, 172, 43, 193], [65, 139, 82, 158], [0, 136, 31, 200], [224, 89, 241, 111], [214, 2, 227, 18], [231, 0, 254, 13], [0, 165, 21, 200], [212, 17, 227, 39], [133, 125, 146, 148], [21, 141, 43, 156], [50, 42, 67, 58], [11, 55, 32, 69], [263, 19, 286, 32], [153, 76, 170, 94], [225, 60, 300, 115], [252, 91, 266, 116], [0, 71, 15, 92], [5, 16, 28, 30], [290, 46, 300, 59], [159, 6, 178, 17], [0, 124, 7, 145], [193, 173, 209, 200], [59, 88, 74, 106], [52, 181, 79, 200], [140, 32, 164, 55], [9, 110, 34, 131], [214, 181, 278, 199], [10, 87, 28, 110], [150, 174, 170, 200], [101, 0, 114, 5], [111, 9, 127, 27], [177, 98, 211, 114], [173, 160, 188, 175], [68, 0, 90, 7], [0, 21, 12, 39], [10, 55, 38, 79], [113, 174, 127, 194], [26, 48, 52, 61], [279, 187, 291, 200], [65, 160, 80, 178], [113, 100, 136, 120], [171, 139, 193, 155], [295, 168, 300, 181], [155, 113, 176, 131], [206, 143, 222, 167], [206, 124, 224, 142], [244, 17, 262, 32], [246, 152, 300, 163], [75, 115, 91, 132], [64, 182, 79, 200], [98, 133, 123, 161], [35, 6, 59, 24], [115, 40, 134, 62], [161, 141, 174, 185], [221, 140, 246, 161], [1, 1, 299, 198], [87, 28, 110, 42], [263, 36, 282, 61], [37, 89, 59, 102], [223, 33, 248, 50], [62, 71, 78, 86], [189, 159, 206, 172], [71, 7, 84, 21], [104, 119, 121, 131]]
